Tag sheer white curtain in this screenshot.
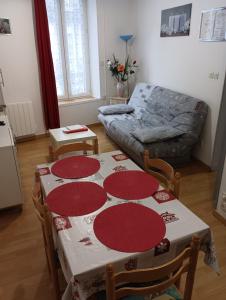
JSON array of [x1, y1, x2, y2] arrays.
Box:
[[46, 0, 90, 99]]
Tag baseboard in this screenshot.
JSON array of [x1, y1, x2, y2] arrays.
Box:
[[213, 210, 226, 226], [16, 124, 102, 143], [0, 203, 23, 213], [190, 155, 212, 172], [35, 132, 50, 138], [87, 122, 102, 128], [16, 132, 49, 143], [16, 135, 36, 143]]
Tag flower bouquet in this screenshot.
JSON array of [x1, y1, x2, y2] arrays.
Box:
[[107, 54, 138, 97]]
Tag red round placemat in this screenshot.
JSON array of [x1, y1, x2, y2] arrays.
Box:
[[46, 182, 107, 216], [51, 156, 100, 179], [94, 203, 166, 252], [103, 170, 159, 200]]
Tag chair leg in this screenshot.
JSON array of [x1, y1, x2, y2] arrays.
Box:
[[46, 244, 61, 300], [42, 229, 51, 276], [50, 264, 61, 300]]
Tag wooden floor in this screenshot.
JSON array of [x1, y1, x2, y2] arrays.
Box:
[[0, 124, 225, 299]]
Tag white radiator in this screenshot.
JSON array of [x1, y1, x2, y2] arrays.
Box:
[[6, 102, 36, 137]]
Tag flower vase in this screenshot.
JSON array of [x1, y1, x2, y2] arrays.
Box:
[[116, 82, 125, 97]]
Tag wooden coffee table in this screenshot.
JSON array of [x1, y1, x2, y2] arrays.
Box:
[[49, 125, 98, 158]]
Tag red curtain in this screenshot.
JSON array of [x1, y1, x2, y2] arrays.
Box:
[[34, 0, 60, 129]]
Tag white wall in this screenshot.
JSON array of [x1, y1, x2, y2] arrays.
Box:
[[97, 0, 137, 98], [134, 0, 226, 166], [0, 0, 45, 135]]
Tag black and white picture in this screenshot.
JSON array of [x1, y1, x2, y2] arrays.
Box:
[[160, 4, 192, 37], [200, 7, 226, 42], [0, 18, 11, 34]]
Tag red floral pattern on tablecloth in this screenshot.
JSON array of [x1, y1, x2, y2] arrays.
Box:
[[53, 216, 72, 232], [72, 278, 80, 300], [38, 167, 50, 176], [161, 211, 179, 224], [113, 165, 128, 172], [79, 237, 93, 246], [154, 238, 170, 256], [153, 190, 176, 204], [112, 153, 128, 161], [83, 215, 96, 224], [72, 291, 80, 300], [124, 258, 138, 270]]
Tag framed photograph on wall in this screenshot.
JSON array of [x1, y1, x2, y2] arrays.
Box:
[[0, 18, 12, 34], [160, 4, 192, 37]]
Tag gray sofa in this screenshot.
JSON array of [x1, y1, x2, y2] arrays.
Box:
[[98, 83, 208, 167]]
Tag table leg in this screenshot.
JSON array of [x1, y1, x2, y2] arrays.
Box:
[[83, 141, 88, 155], [93, 138, 99, 154]]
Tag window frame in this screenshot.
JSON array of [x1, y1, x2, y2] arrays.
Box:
[[47, 0, 92, 101]]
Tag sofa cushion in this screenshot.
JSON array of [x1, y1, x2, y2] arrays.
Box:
[[141, 86, 208, 139], [132, 126, 183, 144], [128, 83, 156, 119], [98, 104, 134, 115]]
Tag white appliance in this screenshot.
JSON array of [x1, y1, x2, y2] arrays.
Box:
[[0, 69, 23, 209]]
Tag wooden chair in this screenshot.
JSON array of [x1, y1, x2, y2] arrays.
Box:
[[143, 150, 181, 198], [33, 170, 43, 202], [49, 141, 98, 162], [106, 236, 200, 300], [32, 180, 60, 300]]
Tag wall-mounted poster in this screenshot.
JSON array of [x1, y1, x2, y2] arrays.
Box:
[[200, 7, 226, 42], [160, 4, 192, 37], [0, 18, 11, 34]]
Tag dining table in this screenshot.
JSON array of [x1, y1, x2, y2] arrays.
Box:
[[37, 150, 219, 300]]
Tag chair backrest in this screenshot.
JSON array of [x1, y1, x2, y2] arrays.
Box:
[[50, 142, 98, 162], [32, 180, 60, 300], [32, 193, 55, 265], [33, 170, 43, 201], [106, 236, 200, 300], [143, 150, 181, 198], [130, 84, 208, 141]]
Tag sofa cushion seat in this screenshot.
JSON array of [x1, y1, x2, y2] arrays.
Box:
[[109, 119, 145, 154], [131, 126, 184, 143], [108, 119, 191, 159]]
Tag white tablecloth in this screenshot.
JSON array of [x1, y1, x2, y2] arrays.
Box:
[[38, 150, 218, 300]]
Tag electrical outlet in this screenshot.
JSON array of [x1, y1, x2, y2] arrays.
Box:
[[209, 72, 219, 80]]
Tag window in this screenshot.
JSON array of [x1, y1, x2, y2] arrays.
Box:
[[46, 0, 91, 100]]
